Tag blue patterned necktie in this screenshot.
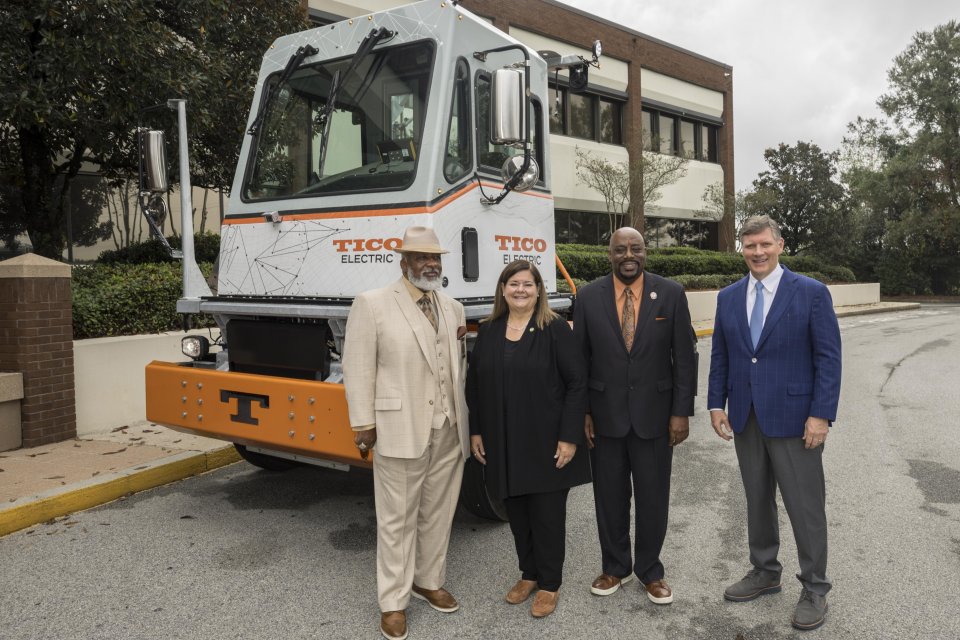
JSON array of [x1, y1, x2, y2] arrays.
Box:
[[750, 281, 764, 349]]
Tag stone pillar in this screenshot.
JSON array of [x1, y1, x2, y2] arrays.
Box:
[[0, 254, 76, 447]]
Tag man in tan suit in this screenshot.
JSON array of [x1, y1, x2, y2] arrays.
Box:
[[343, 225, 469, 640]]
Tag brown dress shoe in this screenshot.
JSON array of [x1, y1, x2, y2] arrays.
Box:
[[505, 579, 538, 604], [590, 572, 635, 596], [411, 584, 459, 612], [380, 610, 407, 640], [644, 579, 673, 604], [531, 589, 559, 618]]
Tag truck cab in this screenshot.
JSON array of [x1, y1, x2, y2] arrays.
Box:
[[145, 0, 591, 519]]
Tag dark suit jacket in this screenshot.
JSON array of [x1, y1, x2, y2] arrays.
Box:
[[466, 316, 590, 500], [708, 267, 842, 438], [573, 272, 698, 439]]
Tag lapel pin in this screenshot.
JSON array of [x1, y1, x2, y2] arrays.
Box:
[[650, 291, 657, 300]]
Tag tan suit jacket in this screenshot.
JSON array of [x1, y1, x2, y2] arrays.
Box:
[[343, 277, 469, 460]]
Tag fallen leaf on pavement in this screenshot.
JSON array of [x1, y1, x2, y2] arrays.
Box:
[[44, 475, 65, 480], [28, 452, 50, 458], [102, 448, 127, 455], [180, 515, 195, 519]]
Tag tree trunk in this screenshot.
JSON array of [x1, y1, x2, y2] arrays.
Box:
[[18, 126, 65, 259]]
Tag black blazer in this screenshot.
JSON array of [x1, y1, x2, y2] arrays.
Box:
[[466, 316, 591, 500], [572, 272, 698, 439]]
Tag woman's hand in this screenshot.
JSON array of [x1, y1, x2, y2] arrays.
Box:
[[470, 434, 486, 465], [554, 441, 576, 469]]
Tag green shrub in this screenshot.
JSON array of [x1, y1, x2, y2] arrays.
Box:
[[557, 243, 857, 286], [557, 277, 588, 294], [73, 262, 216, 339], [97, 232, 221, 264], [670, 273, 743, 290]]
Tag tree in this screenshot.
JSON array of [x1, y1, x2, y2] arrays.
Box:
[[0, 0, 306, 259], [841, 21, 960, 294], [694, 181, 737, 251], [575, 146, 688, 236], [574, 148, 629, 236], [750, 142, 850, 262]]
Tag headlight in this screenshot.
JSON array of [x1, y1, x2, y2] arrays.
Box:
[[182, 335, 210, 360]]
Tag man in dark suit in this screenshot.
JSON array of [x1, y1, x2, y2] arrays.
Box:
[[708, 215, 841, 631], [573, 227, 697, 605]]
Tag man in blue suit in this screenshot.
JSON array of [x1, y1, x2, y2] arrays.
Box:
[[708, 215, 841, 631]]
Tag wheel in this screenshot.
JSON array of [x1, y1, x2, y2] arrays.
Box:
[[459, 457, 508, 521], [233, 444, 300, 471]]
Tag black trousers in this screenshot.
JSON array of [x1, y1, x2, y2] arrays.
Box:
[[503, 488, 570, 592], [734, 410, 830, 595], [591, 431, 673, 584]]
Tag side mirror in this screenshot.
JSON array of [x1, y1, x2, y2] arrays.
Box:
[[139, 129, 168, 193], [501, 156, 539, 192], [490, 68, 525, 145]]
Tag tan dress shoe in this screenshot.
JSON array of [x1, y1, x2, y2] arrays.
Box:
[[530, 589, 559, 618], [505, 579, 538, 604], [411, 584, 459, 612], [590, 572, 635, 596], [644, 579, 673, 604], [380, 610, 407, 640]]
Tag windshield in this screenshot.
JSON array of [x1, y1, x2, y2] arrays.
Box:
[[242, 41, 435, 202]]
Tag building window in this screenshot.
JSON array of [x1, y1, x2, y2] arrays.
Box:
[[642, 107, 720, 164], [548, 82, 625, 145], [641, 110, 652, 151], [679, 120, 696, 159], [549, 86, 565, 134], [700, 123, 718, 162], [569, 92, 594, 139], [658, 114, 675, 155], [599, 99, 622, 145]]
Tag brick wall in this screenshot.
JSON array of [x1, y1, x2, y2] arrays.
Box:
[[0, 254, 76, 447]]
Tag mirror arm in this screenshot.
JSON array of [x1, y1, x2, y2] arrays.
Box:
[[475, 45, 532, 205]]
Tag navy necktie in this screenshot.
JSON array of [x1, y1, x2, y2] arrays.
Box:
[[750, 281, 764, 349]]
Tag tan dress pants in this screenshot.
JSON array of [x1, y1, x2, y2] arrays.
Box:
[[373, 422, 464, 612]]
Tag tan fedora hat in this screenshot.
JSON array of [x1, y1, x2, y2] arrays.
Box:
[[395, 225, 449, 254]]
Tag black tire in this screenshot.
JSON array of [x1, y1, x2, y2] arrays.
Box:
[[459, 457, 508, 521], [233, 444, 300, 471]]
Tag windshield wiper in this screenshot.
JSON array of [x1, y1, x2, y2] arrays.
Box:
[[316, 27, 394, 179], [247, 44, 319, 137]]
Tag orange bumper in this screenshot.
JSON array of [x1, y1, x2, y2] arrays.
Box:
[[145, 361, 369, 467]]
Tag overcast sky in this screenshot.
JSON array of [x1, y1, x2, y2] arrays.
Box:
[[560, 0, 958, 190]]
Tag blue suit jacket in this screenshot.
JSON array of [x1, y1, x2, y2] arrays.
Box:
[[707, 267, 841, 438]]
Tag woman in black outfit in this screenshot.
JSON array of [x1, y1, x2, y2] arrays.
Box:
[[466, 259, 590, 618]]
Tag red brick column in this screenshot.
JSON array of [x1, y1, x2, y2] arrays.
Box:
[[0, 254, 76, 447]]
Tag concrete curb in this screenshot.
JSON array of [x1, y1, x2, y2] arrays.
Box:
[[0, 446, 240, 538]]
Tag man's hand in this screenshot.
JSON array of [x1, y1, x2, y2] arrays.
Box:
[[555, 441, 577, 469], [668, 416, 689, 447], [710, 410, 733, 441], [803, 417, 829, 449], [584, 414, 595, 449], [470, 434, 486, 465], [354, 427, 377, 460]]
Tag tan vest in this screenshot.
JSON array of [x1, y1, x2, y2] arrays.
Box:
[[419, 296, 457, 430]]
